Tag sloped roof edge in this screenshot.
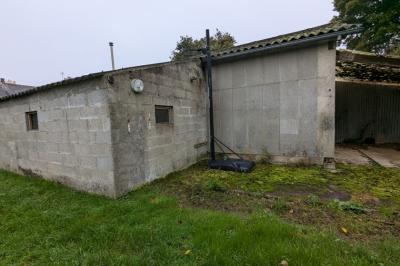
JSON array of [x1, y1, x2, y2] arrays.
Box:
[[0, 60, 193, 103], [211, 23, 361, 62]]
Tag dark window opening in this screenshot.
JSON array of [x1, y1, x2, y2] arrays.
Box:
[[26, 111, 38, 131], [155, 105, 173, 124]]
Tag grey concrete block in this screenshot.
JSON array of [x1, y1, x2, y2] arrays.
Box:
[[73, 144, 91, 156], [262, 83, 280, 119], [65, 108, 81, 120], [279, 51, 298, 81], [95, 132, 111, 144], [97, 156, 113, 170], [69, 119, 88, 132], [68, 93, 87, 107], [245, 58, 264, 86], [79, 156, 97, 169], [280, 119, 299, 135], [87, 90, 106, 106], [58, 143, 73, 154], [214, 65, 233, 90], [88, 119, 104, 132], [90, 144, 112, 156], [247, 86, 262, 110], [297, 47, 318, 79], [231, 61, 247, 88]]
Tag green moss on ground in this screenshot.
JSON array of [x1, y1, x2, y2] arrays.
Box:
[[332, 164, 400, 203]]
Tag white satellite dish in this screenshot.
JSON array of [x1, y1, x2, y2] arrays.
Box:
[[130, 79, 144, 93]]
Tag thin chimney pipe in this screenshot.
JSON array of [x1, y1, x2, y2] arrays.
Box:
[[109, 42, 115, 70]]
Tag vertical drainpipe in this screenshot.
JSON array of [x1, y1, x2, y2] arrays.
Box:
[[109, 42, 115, 70], [206, 29, 216, 161]]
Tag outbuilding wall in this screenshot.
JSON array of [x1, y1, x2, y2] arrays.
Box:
[[0, 78, 116, 196], [212, 43, 336, 163], [106, 60, 208, 196]]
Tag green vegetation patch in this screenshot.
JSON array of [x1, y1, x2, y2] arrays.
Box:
[[1, 169, 399, 265], [333, 164, 400, 203], [166, 162, 329, 194]]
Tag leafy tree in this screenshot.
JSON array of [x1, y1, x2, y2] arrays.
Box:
[[333, 0, 400, 55], [171, 29, 236, 61]]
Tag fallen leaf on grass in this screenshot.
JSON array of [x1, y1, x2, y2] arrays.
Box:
[[280, 260, 289, 266], [184, 250, 191, 255], [149, 197, 159, 204], [341, 227, 349, 235]]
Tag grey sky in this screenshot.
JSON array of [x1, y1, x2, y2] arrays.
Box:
[[1, 0, 336, 86]]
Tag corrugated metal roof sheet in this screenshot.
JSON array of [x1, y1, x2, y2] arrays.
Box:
[[0, 82, 35, 98], [213, 23, 360, 58], [0, 61, 176, 103], [336, 50, 400, 83], [0, 71, 105, 102]]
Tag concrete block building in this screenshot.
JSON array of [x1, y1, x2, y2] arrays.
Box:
[[0, 61, 207, 197], [4, 23, 395, 197], [210, 23, 358, 164]]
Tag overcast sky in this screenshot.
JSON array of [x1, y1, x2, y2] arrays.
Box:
[[0, 0, 336, 86]]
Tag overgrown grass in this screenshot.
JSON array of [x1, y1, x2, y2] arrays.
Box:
[[331, 164, 400, 203], [153, 161, 400, 246], [165, 162, 328, 193], [1, 169, 399, 265]]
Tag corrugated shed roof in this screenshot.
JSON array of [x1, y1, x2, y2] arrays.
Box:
[[0, 71, 105, 102], [0, 61, 179, 103], [0, 81, 35, 98], [213, 23, 360, 58], [336, 50, 400, 83]]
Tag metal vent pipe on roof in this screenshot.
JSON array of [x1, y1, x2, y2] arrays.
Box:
[[109, 42, 116, 70]]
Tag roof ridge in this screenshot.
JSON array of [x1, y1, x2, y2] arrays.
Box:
[[213, 23, 360, 58], [232, 22, 335, 49]]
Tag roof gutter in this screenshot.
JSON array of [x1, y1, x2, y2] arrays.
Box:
[[208, 27, 361, 64]]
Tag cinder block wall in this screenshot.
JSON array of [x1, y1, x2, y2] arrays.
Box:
[[0, 78, 116, 196], [106, 60, 208, 196], [212, 43, 336, 163]]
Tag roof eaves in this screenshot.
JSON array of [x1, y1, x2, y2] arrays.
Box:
[[0, 71, 105, 102], [210, 24, 361, 63], [0, 60, 195, 103]]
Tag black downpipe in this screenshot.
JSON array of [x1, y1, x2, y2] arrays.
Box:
[[205, 29, 216, 161], [203, 29, 255, 173]]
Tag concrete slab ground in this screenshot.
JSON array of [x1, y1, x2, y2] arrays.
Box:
[[359, 147, 400, 168], [335, 145, 400, 168], [335, 146, 371, 165]]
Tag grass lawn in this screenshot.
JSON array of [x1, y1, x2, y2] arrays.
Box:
[[1, 162, 400, 265]]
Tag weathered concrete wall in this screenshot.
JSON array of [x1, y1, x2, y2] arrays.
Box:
[[336, 81, 400, 144], [106, 60, 208, 196], [0, 78, 116, 196], [212, 43, 336, 163]]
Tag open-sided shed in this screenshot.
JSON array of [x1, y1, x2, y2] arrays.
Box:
[[335, 50, 400, 144]]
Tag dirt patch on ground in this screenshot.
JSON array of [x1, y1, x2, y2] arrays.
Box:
[[322, 185, 352, 201]]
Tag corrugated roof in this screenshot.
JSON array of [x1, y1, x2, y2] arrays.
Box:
[[0, 61, 178, 102], [336, 50, 400, 83], [0, 81, 35, 98], [0, 71, 105, 102], [213, 23, 360, 59]]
